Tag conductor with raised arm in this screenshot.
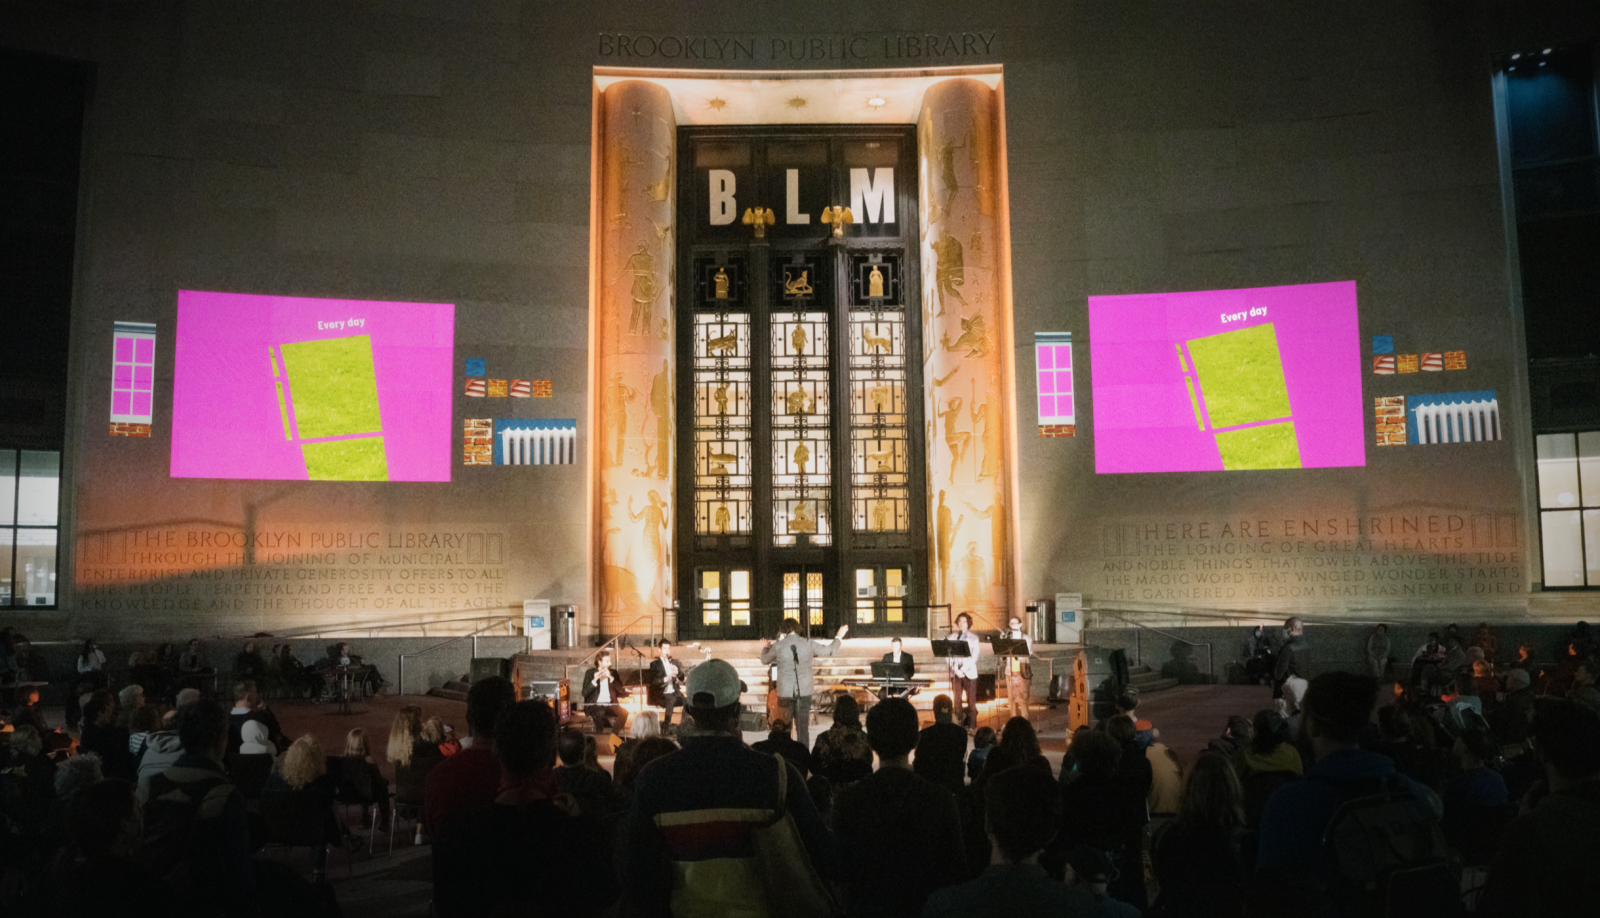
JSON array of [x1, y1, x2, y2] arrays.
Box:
[[946, 613, 981, 730], [761, 618, 849, 747]]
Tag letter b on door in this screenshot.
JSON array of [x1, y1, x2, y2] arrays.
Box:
[[709, 170, 737, 225]]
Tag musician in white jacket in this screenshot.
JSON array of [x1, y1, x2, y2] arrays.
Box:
[[947, 613, 982, 729]]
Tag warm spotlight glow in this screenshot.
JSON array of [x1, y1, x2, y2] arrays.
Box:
[[866, 95, 887, 109]]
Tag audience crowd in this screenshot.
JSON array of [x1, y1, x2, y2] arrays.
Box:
[[1, 620, 1598, 917]]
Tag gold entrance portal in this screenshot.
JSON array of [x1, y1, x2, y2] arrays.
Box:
[[592, 73, 1018, 637]]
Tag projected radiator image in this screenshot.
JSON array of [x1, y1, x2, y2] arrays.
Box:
[[171, 291, 455, 482], [1407, 392, 1500, 445], [1089, 281, 1365, 474], [494, 419, 577, 465]]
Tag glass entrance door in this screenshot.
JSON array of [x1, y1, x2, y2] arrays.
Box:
[[782, 565, 827, 633]]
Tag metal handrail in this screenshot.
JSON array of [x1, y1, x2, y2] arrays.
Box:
[[396, 614, 526, 695], [578, 614, 658, 667], [1092, 609, 1215, 682]]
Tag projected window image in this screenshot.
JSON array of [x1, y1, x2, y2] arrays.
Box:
[[171, 291, 455, 482], [1088, 281, 1365, 474], [1035, 332, 1074, 427], [111, 322, 157, 427]]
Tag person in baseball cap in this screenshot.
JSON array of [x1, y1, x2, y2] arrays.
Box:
[[685, 658, 746, 716]]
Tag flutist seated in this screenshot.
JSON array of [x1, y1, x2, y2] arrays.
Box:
[[581, 648, 628, 735]]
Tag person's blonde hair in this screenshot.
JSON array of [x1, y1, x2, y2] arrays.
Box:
[[420, 717, 445, 745], [277, 734, 327, 790], [343, 728, 369, 759], [387, 705, 423, 766]]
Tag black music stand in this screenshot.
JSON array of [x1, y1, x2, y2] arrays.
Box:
[[871, 661, 912, 681], [930, 639, 970, 658], [990, 637, 1029, 657]]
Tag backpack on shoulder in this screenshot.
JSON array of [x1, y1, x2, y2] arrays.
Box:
[[1315, 774, 1462, 918]]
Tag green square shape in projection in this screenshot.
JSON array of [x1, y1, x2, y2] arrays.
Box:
[[301, 437, 389, 481], [1215, 421, 1302, 471], [1186, 323, 1292, 429], [280, 335, 382, 439]]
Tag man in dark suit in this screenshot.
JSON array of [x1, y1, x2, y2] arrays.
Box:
[[880, 637, 916, 698], [648, 639, 688, 730], [581, 649, 628, 734]]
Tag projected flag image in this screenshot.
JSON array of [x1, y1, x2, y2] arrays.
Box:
[[1088, 281, 1365, 474], [171, 291, 455, 482]]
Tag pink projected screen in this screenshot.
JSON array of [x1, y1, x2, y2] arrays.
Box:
[[1088, 281, 1365, 474], [171, 291, 455, 482]]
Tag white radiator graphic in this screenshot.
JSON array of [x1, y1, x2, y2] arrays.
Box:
[[498, 423, 576, 465], [1412, 398, 1500, 444]]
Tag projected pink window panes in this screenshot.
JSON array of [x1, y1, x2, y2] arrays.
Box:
[[1035, 333, 1074, 425], [111, 322, 157, 425]]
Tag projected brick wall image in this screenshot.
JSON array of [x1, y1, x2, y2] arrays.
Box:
[[170, 291, 454, 482], [1088, 281, 1365, 474]]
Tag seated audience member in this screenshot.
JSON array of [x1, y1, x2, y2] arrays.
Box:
[[238, 720, 274, 756], [1060, 846, 1140, 918], [326, 641, 384, 695], [924, 766, 1105, 917], [60, 779, 172, 914], [271, 643, 315, 699], [998, 716, 1053, 777], [11, 685, 53, 736], [1051, 730, 1145, 872], [615, 736, 677, 795], [916, 694, 969, 794], [967, 726, 998, 781], [227, 681, 284, 755], [613, 709, 661, 781], [806, 773, 835, 819], [1550, 642, 1585, 693], [1471, 659, 1501, 698], [387, 704, 444, 775], [621, 659, 835, 915], [135, 688, 201, 791], [76, 638, 109, 690], [1236, 709, 1302, 778], [443, 701, 617, 916], [421, 716, 457, 757], [555, 727, 622, 819], [141, 697, 257, 911], [1207, 715, 1254, 757], [127, 705, 164, 758], [80, 690, 136, 781], [1255, 672, 1443, 916], [1147, 740, 1184, 817], [336, 728, 390, 822], [1491, 668, 1536, 746], [116, 684, 147, 733], [832, 697, 966, 917], [425, 677, 517, 846], [1470, 622, 1499, 662], [1098, 715, 1152, 909], [1441, 728, 1508, 846], [751, 717, 811, 777], [2, 726, 57, 835], [1479, 700, 1600, 917], [812, 693, 874, 787], [1570, 660, 1600, 713], [176, 638, 213, 690], [261, 734, 344, 878], [1151, 753, 1248, 918], [232, 641, 267, 684], [1113, 691, 1159, 748]]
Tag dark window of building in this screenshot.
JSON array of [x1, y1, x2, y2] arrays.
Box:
[[0, 50, 90, 607]]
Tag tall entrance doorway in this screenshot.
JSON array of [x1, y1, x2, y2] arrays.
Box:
[[676, 126, 928, 639]]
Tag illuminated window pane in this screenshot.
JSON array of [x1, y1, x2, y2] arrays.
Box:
[[1580, 432, 1600, 505], [886, 568, 904, 622], [1542, 510, 1584, 587], [731, 570, 751, 626], [0, 530, 11, 606], [807, 573, 824, 626], [856, 569, 875, 624], [0, 450, 13, 524], [1588, 510, 1600, 586], [1538, 433, 1580, 509], [17, 452, 59, 526], [17, 529, 56, 607], [1035, 333, 1074, 425], [700, 570, 721, 625]]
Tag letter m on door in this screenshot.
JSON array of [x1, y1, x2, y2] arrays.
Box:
[[850, 168, 895, 223]]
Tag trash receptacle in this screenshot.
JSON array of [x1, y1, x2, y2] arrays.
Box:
[[554, 604, 577, 649], [1026, 599, 1054, 644]]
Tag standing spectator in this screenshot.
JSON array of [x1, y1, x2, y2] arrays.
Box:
[[967, 726, 997, 781], [426, 676, 516, 842], [60, 778, 172, 914], [1440, 729, 1507, 846], [761, 618, 849, 747], [831, 697, 966, 917], [386, 704, 443, 772], [1570, 660, 1600, 712], [916, 694, 969, 794], [1478, 701, 1600, 917], [812, 693, 874, 787], [943, 613, 982, 729], [1100, 715, 1152, 910], [1052, 730, 1145, 866], [1366, 624, 1391, 679], [441, 700, 617, 916], [621, 658, 836, 916], [751, 717, 811, 777], [1273, 616, 1310, 707], [997, 716, 1052, 777], [1150, 753, 1248, 918], [77, 638, 108, 690], [1114, 691, 1159, 748], [177, 638, 213, 691], [1492, 668, 1536, 746], [141, 697, 258, 915], [580, 649, 629, 735], [555, 728, 622, 819], [649, 639, 688, 730], [616, 736, 678, 796], [923, 765, 1101, 917], [1255, 672, 1444, 916]]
